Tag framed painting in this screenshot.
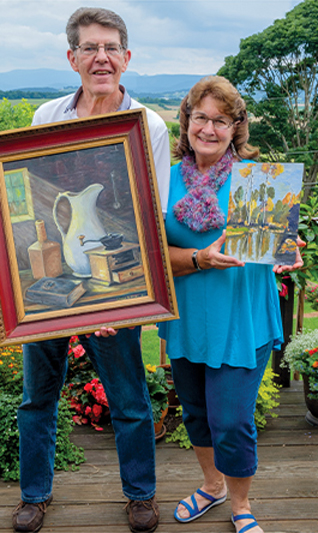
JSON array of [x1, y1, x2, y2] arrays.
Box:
[[0, 108, 178, 345], [224, 162, 304, 264]]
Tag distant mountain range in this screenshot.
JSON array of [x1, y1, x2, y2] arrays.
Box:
[[0, 69, 207, 97]]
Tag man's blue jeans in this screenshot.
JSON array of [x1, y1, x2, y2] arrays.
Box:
[[18, 327, 156, 503]]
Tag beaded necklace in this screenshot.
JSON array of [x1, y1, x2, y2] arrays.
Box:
[[173, 148, 234, 232]]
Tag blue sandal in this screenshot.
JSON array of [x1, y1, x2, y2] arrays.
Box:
[[231, 513, 259, 533], [174, 488, 227, 523]]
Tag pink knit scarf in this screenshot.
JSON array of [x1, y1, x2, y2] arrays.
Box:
[[173, 148, 234, 232]]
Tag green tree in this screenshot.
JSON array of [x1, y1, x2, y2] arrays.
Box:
[[218, 0, 318, 202], [0, 98, 36, 132]]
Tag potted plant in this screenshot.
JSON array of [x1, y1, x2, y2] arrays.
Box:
[[157, 363, 180, 411], [282, 329, 318, 425], [145, 364, 172, 437]]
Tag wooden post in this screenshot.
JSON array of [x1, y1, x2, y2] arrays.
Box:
[[293, 286, 305, 380], [272, 276, 294, 387], [160, 339, 167, 365]]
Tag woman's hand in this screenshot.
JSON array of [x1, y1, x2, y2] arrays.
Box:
[[272, 236, 306, 274], [169, 230, 244, 276], [199, 230, 245, 270]]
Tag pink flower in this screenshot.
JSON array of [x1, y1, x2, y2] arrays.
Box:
[[72, 344, 85, 358], [85, 406, 92, 415], [279, 283, 288, 298]]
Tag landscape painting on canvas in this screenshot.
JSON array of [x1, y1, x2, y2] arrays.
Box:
[[224, 162, 304, 265]]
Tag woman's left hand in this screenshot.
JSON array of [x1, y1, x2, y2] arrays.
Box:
[[272, 236, 306, 274]]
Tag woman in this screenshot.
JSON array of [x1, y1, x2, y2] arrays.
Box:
[[158, 76, 304, 533]]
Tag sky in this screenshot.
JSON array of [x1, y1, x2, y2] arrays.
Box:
[[0, 0, 304, 76]]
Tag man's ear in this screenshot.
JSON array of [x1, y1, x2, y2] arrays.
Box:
[[121, 49, 131, 74], [67, 49, 79, 73]]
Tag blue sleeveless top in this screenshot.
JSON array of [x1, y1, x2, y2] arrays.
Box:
[[158, 162, 284, 369]]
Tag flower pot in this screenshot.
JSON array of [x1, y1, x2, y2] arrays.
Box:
[[154, 407, 168, 436], [158, 364, 180, 411], [303, 374, 318, 425]]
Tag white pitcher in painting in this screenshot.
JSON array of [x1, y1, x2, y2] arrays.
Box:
[[53, 183, 105, 277]]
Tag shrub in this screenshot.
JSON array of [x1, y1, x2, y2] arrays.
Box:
[[282, 328, 318, 398], [0, 393, 21, 481], [0, 343, 85, 481]]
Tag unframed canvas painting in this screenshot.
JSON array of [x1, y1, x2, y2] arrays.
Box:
[[224, 162, 304, 265]]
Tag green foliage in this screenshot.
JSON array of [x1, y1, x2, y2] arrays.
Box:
[[170, 123, 180, 138], [145, 365, 171, 423], [254, 368, 281, 430], [218, 0, 318, 200], [290, 186, 318, 289], [0, 89, 71, 100], [0, 393, 21, 481], [0, 345, 23, 396], [282, 328, 318, 398], [0, 344, 85, 481], [166, 369, 281, 448], [166, 406, 192, 449], [305, 284, 318, 311], [138, 96, 182, 107], [0, 98, 36, 131]]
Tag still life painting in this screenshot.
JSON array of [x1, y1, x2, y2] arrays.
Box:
[[0, 110, 178, 344], [224, 162, 304, 265], [3, 142, 147, 318]]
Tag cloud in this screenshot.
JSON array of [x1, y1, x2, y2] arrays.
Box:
[[0, 0, 304, 74]]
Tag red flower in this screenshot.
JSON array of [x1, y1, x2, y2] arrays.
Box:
[[309, 348, 318, 356], [72, 344, 85, 359], [84, 383, 93, 393], [92, 404, 103, 419], [279, 283, 288, 298], [85, 406, 92, 415]]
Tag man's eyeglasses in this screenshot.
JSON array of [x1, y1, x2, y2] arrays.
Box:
[[75, 43, 125, 57], [190, 112, 234, 130]]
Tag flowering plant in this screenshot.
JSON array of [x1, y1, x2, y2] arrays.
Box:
[[282, 329, 318, 398], [0, 345, 23, 395], [65, 336, 109, 431], [145, 364, 172, 423], [305, 284, 318, 311]]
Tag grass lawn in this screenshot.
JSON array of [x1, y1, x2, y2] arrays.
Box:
[[141, 327, 163, 367]]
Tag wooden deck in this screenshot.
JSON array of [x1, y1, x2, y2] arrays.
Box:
[[1, 381, 318, 532]]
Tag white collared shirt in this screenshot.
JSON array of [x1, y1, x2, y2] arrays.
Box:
[[32, 85, 170, 214]]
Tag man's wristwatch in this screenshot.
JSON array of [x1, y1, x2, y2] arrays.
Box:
[[192, 250, 202, 271]]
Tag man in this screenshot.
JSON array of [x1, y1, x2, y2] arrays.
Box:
[[12, 7, 170, 533]]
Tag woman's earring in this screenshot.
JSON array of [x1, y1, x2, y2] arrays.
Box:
[[231, 141, 240, 159]]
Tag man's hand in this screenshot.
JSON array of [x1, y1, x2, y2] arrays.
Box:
[[94, 327, 118, 337]]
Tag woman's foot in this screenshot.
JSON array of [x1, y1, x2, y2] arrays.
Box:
[[176, 485, 227, 521], [232, 512, 264, 533]]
